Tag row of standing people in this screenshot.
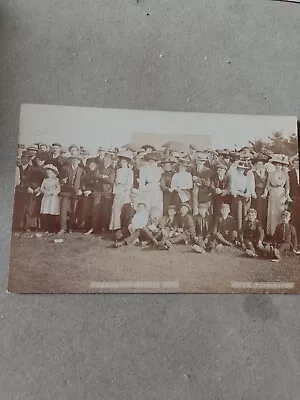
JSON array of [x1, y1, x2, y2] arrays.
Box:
[[13, 145, 300, 241]]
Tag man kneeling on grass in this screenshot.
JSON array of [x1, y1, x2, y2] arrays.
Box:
[[239, 208, 265, 257], [213, 203, 238, 250], [114, 204, 162, 248]]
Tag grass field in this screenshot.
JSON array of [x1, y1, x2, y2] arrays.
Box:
[[7, 232, 300, 294]]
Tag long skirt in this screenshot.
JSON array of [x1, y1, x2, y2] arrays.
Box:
[[110, 191, 130, 231], [267, 187, 286, 236]]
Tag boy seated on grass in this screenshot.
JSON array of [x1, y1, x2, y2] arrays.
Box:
[[240, 208, 265, 258], [269, 210, 298, 262], [213, 203, 238, 249], [192, 203, 215, 254]]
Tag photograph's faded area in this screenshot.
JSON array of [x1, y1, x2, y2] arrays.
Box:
[[8, 105, 300, 293]]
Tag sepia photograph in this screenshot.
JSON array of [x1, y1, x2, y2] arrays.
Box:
[[8, 104, 300, 293]]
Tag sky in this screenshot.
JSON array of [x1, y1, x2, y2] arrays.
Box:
[[19, 104, 297, 155]]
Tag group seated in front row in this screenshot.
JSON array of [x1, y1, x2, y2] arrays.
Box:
[[113, 201, 299, 262]]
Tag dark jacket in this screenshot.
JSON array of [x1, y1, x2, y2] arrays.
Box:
[[98, 164, 116, 195], [241, 219, 264, 243], [194, 214, 213, 239], [159, 215, 179, 230], [215, 215, 237, 236], [289, 168, 300, 199], [178, 213, 197, 241], [80, 170, 101, 192], [160, 171, 174, 192], [27, 166, 47, 190], [60, 165, 85, 196], [18, 164, 31, 187], [273, 222, 297, 249]]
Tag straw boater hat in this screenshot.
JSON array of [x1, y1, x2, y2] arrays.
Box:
[[269, 154, 289, 165], [118, 149, 133, 161], [180, 203, 192, 212], [44, 164, 59, 175], [27, 144, 39, 152]]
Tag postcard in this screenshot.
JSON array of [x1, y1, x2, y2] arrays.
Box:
[[8, 104, 300, 293]]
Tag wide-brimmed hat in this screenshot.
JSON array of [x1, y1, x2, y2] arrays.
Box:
[[143, 152, 161, 162], [43, 164, 59, 175], [159, 157, 177, 165], [141, 144, 156, 151], [178, 158, 191, 167], [269, 154, 289, 165], [252, 153, 270, 164], [236, 161, 251, 170], [180, 202, 192, 212], [118, 149, 133, 161]]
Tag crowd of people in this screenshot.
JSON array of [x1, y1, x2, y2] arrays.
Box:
[[13, 140, 300, 261]]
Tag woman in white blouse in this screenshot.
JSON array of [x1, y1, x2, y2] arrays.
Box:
[[171, 159, 193, 211], [109, 150, 134, 231]]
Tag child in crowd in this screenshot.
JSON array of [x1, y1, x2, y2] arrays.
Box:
[[158, 205, 180, 248], [166, 203, 197, 247], [240, 208, 264, 257], [39, 164, 61, 233], [192, 203, 214, 254], [214, 203, 238, 248], [270, 210, 298, 261]]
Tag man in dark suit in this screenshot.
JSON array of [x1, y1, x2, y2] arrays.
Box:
[[87, 146, 106, 169], [48, 143, 67, 171], [58, 156, 85, 234], [288, 155, 300, 235], [214, 203, 238, 246], [240, 208, 265, 257], [160, 158, 176, 215], [13, 151, 32, 230], [191, 152, 212, 215], [24, 151, 48, 231]]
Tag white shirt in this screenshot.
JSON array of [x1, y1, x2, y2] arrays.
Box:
[[130, 210, 149, 232], [171, 171, 193, 190]]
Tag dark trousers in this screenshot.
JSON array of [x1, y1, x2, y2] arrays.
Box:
[[162, 191, 174, 216], [231, 195, 251, 233], [24, 193, 43, 230], [41, 214, 58, 233], [60, 196, 79, 231], [13, 187, 27, 230], [290, 196, 300, 236]]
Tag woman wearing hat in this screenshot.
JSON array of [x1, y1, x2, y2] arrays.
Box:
[[39, 164, 61, 233], [109, 150, 134, 231], [138, 152, 163, 218], [262, 154, 291, 236]]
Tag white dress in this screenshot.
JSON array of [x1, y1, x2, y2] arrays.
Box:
[[138, 164, 163, 216], [40, 178, 61, 215], [109, 167, 133, 230], [171, 171, 193, 202]]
